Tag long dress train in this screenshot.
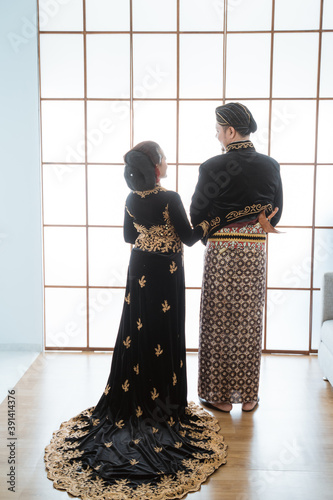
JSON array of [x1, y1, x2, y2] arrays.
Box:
[[44, 186, 227, 499]]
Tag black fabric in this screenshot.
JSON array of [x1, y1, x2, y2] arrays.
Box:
[[44, 187, 227, 499], [190, 142, 283, 242], [215, 102, 257, 134]]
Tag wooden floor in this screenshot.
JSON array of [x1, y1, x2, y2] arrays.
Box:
[[0, 352, 332, 500]]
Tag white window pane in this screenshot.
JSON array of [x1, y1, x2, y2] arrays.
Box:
[[273, 34, 319, 98], [133, 35, 176, 98], [86, 101, 130, 163], [85, 0, 130, 31], [320, 33, 333, 98], [270, 100, 316, 164], [311, 290, 322, 350], [227, 0, 272, 31], [133, 101, 177, 163], [160, 164, 177, 192], [226, 34, 271, 98], [133, 0, 176, 30], [313, 229, 333, 288], [44, 227, 86, 286], [89, 228, 129, 286], [315, 166, 333, 226], [89, 288, 125, 348], [180, 35, 223, 98], [274, 0, 321, 29], [227, 100, 270, 155], [45, 288, 87, 348], [266, 290, 310, 350], [87, 35, 130, 98], [185, 289, 201, 349], [323, 0, 333, 29], [184, 244, 205, 288], [178, 165, 202, 215], [43, 164, 86, 225], [279, 165, 314, 227], [40, 35, 84, 98], [180, 0, 223, 31], [267, 228, 312, 288], [179, 101, 221, 164], [317, 101, 333, 164], [39, 0, 83, 31], [88, 165, 128, 226], [41, 101, 85, 163]]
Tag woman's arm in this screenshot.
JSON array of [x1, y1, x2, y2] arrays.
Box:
[[169, 192, 209, 247], [123, 206, 138, 244]]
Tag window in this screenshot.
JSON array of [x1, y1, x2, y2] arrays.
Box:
[[39, 0, 333, 353]]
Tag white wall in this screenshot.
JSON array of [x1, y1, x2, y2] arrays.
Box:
[[0, 0, 43, 351]]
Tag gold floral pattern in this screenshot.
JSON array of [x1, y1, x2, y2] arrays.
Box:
[[92, 418, 100, 427], [152, 427, 159, 434], [198, 220, 209, 237], [133, 185, 167, 198], [123, 336, 131, 349], [136, 406, 143, 418], [44, 403, 227, 500], [172, 372, 177, 386], [137, 318, 143, 331], [104, 384, 111, 396], [162, 300, 170, 313], [155, 344, 163, 357], [168, 416, 175, 427], [133, 439, 141, 445], [151, 388, 159, 400], [133, 204, 182, 254], [180, 360, 183, 368], [125, 293, 130, 304], [122, 380, 130, 392], [169, 261, 177, 274], [130, 459, 139, 465], [139, 275, 146, 288], [225, 203, 272, 222], [133, 364, 139, 375], [104, 441, 113, 448], [174, 442, 182, 448]]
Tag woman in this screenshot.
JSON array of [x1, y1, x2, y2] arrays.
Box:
[[190, 103, 283, 413], [45, 141, 227, 499]]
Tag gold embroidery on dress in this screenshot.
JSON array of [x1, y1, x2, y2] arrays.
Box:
[[125, 292, 130, 304], [180, 360, 183, 368], [130, 459, 139, 465], [133, 185, 167, 198], [105, 441, 113, 447], [123, 336, 131, 349], [133, 439, 141, 445], [136, 406, 143, 417], [139, 275, 146, 287], [179, 430, 186, 437], [122, 380, 130, 392], [174, 442, 182, 448], [133, 204, 182, 254], [173, 373, 177, 386], [155, 344, 163, 357], [151, 388, 159, 400], [169, 261, 177, 274], [168, 416, 175, 427], [152, 427, 159, 434], [44, 402, 227, 500], [226, 203, 272, 222], [137, 318, 143, 330], [133, 363, 139, 375], [162, 300, 170, 313], [92, 418, 100, 426], [104, 384, 111, 396]]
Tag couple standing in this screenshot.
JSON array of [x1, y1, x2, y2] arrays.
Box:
[[45, 102, 283, 499]]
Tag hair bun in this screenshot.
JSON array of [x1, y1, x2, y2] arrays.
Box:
[[124, 150, 156, 191], [249, 116, 257, 134]]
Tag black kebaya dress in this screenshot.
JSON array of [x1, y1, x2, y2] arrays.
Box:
[[45, 186, 227, 499]]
